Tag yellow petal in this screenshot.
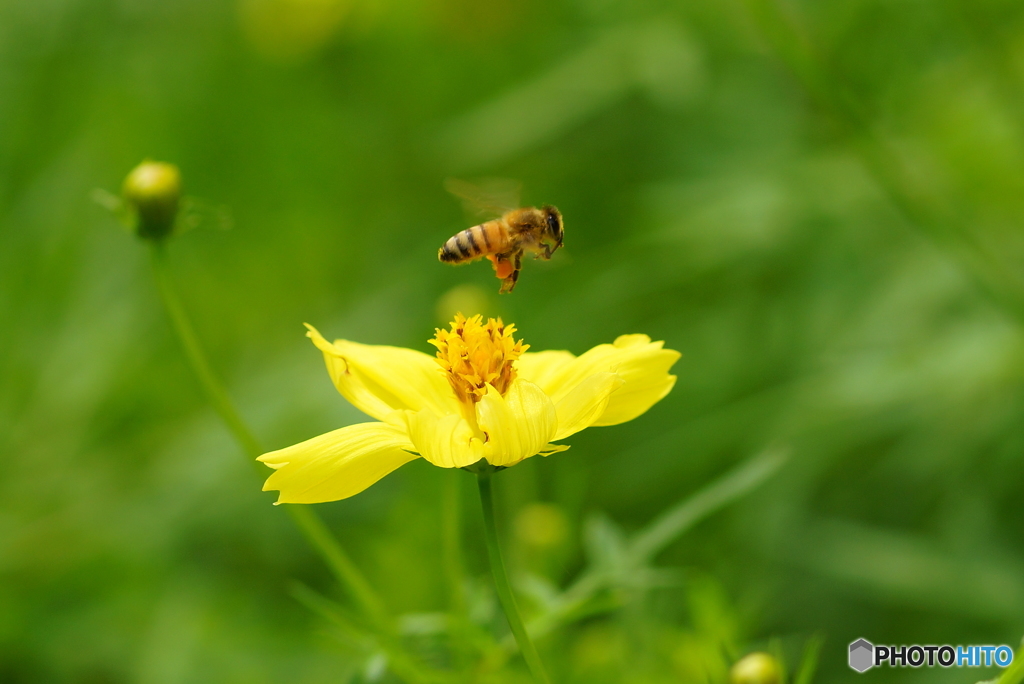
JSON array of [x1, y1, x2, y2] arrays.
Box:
[[521, 335, 680, 427], [593, 336, 679, 426], [306, 324, 457, 421], [538, 443, 571, 456], [552, 372, 625, 440], [515, 350, 576, 390], [403, 409, 485, 468], [258, 422, 418, 504], [477, 380, 557, 467]]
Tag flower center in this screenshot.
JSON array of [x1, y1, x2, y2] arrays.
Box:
[[430, 313, 528, 405]]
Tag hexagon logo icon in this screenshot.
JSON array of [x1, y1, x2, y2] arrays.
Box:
[[849, 639, 874, 673]]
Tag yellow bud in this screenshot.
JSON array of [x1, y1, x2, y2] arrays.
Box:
[[122, 161, 182, 240], [514, 503, 569, 549], [238, 0, 347, 63], [730, 652, 782, 684], [435, 284, 492, 327]]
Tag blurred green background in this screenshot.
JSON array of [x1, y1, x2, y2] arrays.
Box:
[[3, 0, 1024, 681]]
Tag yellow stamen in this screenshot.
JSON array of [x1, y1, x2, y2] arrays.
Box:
[[429, 313, 528, 405]]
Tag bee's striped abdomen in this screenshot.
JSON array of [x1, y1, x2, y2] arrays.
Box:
[[438, 220, 504, 263]]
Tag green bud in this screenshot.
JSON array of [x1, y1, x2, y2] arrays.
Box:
[[730, 652, 782, 684], [122, 160, 182, 240]]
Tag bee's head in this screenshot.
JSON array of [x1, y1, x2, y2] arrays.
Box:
[[540, 205, 563, 258]]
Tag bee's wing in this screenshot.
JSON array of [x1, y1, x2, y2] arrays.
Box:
[[444, 177, 521, 220]]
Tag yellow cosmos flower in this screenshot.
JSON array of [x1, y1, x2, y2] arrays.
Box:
[[258, 314, 680, 503]]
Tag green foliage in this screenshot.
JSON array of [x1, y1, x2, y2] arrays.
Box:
[[977, 639, 1024, 684], [3, 0, 1024, 682]]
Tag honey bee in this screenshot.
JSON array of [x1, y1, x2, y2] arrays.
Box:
[[438, 179, 564, 294]]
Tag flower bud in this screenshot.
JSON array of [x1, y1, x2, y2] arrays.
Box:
[[122, 161, 182, 240], [730, 652, 782, 684], [435, 284, 492, 326], [514, 503, 569, 549]]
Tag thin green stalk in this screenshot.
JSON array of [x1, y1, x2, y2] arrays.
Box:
[[476, 471, 551, 684], [148, 243, 388, 625], [290, 583, 450, 684], [150, 243, 262, 458], [286, 505, 390, 626]]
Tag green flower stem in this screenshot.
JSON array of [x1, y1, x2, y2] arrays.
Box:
[[476, 471, 551, 684], [149, 244, 261, 457], [148, 243, 388, 626]]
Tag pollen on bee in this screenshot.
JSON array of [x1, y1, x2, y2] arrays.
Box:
[[487, 255, 515, 280]]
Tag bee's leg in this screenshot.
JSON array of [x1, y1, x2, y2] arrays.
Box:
[[499, 252, 522, 294], [531, 245, 553, 260], [499, 273, 516, 294]]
